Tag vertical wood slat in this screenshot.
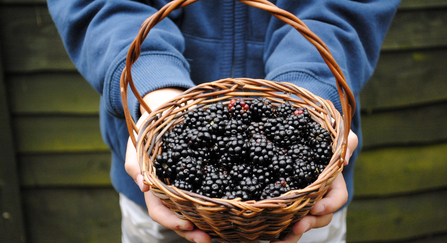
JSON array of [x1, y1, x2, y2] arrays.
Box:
[[0, 50, 26, 242]]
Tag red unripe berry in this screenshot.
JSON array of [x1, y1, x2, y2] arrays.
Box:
[[294, 109, 304, 116]]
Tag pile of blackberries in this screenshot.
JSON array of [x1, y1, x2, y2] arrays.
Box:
[[153, 98, 333, 201]]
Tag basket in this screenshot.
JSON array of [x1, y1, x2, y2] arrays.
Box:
[[120, 0, 355, 242]]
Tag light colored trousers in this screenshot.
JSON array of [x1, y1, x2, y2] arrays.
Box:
[[120, 194, 347, 243]]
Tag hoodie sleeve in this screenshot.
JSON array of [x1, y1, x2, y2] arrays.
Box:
[[264, 0, 401, 113], [47, 0, 195, 120]]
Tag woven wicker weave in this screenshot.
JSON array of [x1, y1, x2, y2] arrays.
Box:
[[120, 0, 356, 242]]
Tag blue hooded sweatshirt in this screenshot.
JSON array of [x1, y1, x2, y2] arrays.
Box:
[[47, 0, 400, 208]]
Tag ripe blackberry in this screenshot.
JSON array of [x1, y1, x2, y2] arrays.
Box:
[[276, 101, 296, 118], [264, 116, 303, 147], [259, 179, 291, 200], [228, 98, 252, 123], [200, 165, 233, 198], [153, 97, 334, 201], [247, 134, 276, 166], [224, 118, 247, 137], [307, 121, 332, 147], [291, 159, 319, 189], [313, 141, 333, 165], [288, 144, 313, 162], [251, 98, 274, 121]]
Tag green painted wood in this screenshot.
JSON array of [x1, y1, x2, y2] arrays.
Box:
[[382, 8, 447, 50], [399, 0, 447, 9], [7, 72, 100, 114], [4, 46, 447, 114], [20, 152, 112, 187], [11, 101, 446, 154], [354, 143, 447, 197], [21, 186, 447, 243], [361, 102, 447, 148], [18, 143, 447, 199], [399, 234, 447, 243], [0, 6, 74, 72], [4, 48, 446, 115], [346, 190, 447, 242], [361, 49, 447, 110], [13, 115, 109, 153], [0, 48, 27, 242], [23, 188, 121, 243], [3, 0, 447, 9], [1, 6, 447, 72], [0, 0, 45, 3]]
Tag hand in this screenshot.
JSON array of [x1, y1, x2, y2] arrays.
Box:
[[126, 91, 358, 243], [125, 88, 213, 243], [271, 130, 358, 243]]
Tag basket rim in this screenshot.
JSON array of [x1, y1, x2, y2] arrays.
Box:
[[137, 77, 345, 209], [120, 0, 355, 151], [119, 0, 355, 241]]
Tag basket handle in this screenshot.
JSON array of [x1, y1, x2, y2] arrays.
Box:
[[120, 0, 356, 159]]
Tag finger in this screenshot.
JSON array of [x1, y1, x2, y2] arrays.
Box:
[[125, 112, 151, 192], [145, 191, 195, 231], [141, 88, 184, 114], [344, 130, 359, 165], [270, 229, 302, 243], [124, 138, 141, 182], [310, 174, 348, 216], [125, 139, 149, 192], [272, 214, 333, 243], [175, 229, 212, 243]]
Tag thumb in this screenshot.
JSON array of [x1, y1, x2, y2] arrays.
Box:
[[344, 130, 358, 165], [125, 112, 150, 192]]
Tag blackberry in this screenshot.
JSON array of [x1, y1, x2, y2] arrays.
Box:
[[264, 116, 303, 147], [153, 97, 334, 201], [200, 165, 233, 198], [247, 134, 276, 166], [227, 98, 252, 123], [251, 98, 274, 121], [307, 121, 332, 147], [276, 101, 296, 118], [260, 179, 291, 200], [313, 141, 333, 165], [291, 159, 319, 189]]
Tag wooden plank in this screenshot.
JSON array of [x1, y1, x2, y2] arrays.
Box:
[[3, 0, 447, 9], [403, 234, 447, 243], [2, 0, 447, 9], [22, 187, 447, 243], [354, 143, 447, 197], [347, 190, 447, 242], [0, 47, 27, 242], [7, 72, 100, 114], [20, 153, 112, 187], [19, 142, 447, 197], [361, 49, 447, 110], [361, 102, 447, 148], [399, 0, 447, 10], [23, 188, 121, 243], [0, 0, 45, 3], [382, 8, 447, 50], [1, 6, 447, 73], [0, 6, 75, 72], [13, 115, 109, 153], [5, 48, 447, 115], [11, 102, 446, 155]]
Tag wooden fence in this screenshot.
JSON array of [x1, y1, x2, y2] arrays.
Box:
[[0, 0, 446, 242]]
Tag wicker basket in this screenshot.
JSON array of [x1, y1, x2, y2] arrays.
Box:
[[120, 0, 355, 242]]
